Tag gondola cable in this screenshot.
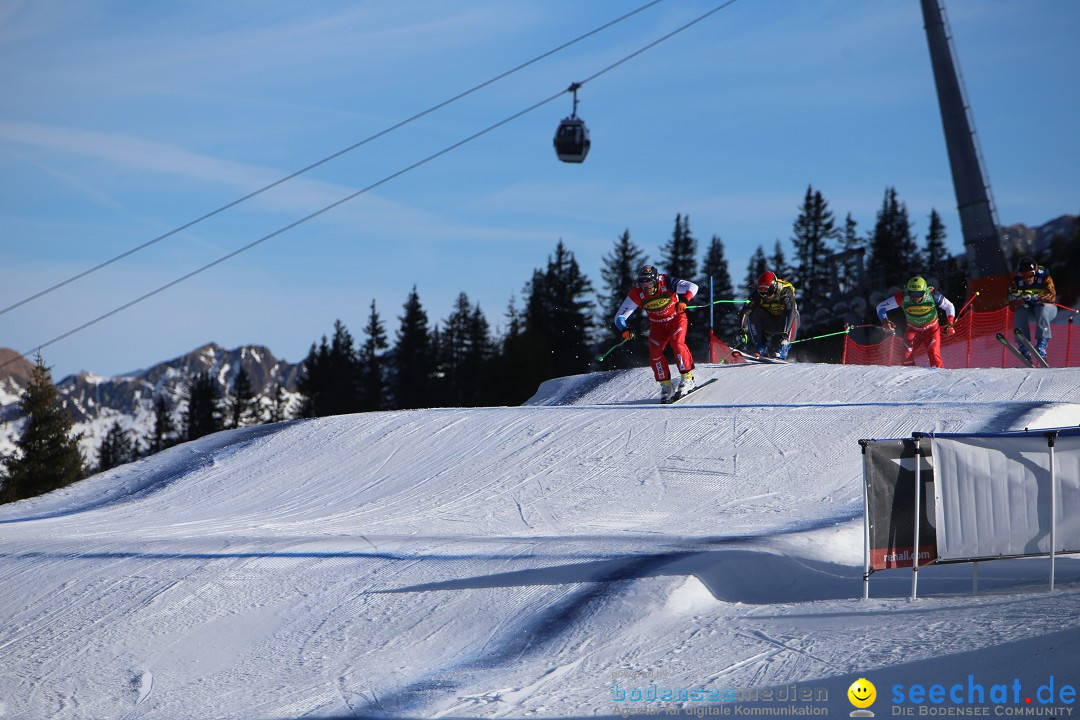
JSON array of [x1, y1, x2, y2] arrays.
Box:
[[0, 0, 668, 320], [2, 0, 741, 372]]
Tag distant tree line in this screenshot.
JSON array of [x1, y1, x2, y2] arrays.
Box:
[[3, 186, 1075, 504]]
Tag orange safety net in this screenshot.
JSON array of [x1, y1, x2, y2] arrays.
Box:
[[842, 306, 1080, 368]]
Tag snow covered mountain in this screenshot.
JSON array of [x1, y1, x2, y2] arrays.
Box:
[[0, 343, 301, 460], [1, 362, 1079, 719]]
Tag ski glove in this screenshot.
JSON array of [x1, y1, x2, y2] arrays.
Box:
[[881, 319, 896, 333], [621, 330, 635, 341], [736, 331, 749, 347]]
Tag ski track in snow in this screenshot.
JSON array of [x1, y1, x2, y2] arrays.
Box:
[[1, 364, 1080, 718]]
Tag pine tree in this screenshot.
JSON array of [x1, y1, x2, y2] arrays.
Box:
[[1, 357, 84, 503], [700, 235, 739, 341], [867, 187, 919, 290], [530, 241, 594, 376], [769, 241, 791, 282], [659, 214, 705, 350], [297, 321, 362, 417], [328, 320, 363, 414], [359, 300, 388, 411], [521, 240, 594, 387], [227, 366, 257, 429], [440, 293, 470, 405], [791, 185, 838, 308], [597, 230, 649, 369], [269, 383, 292, 423], [393, 286, 434, 410], [438, 293, 494, 406], [923, 209, 949, 285], [466, 305, 495, 404], [497, 295, 546, 405], [297, 338, 329, 418], [145, 395, 176, 455], [743, 246, 768, 297], [96, 421, 137, 473], [837, 213, 866, 297], [183, 371, 222, 441], [659, 213, 697, 281]]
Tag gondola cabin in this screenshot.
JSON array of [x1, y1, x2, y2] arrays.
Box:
[[553, 116, 590, 163]]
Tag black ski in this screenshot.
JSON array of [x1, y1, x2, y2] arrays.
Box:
[[663, 377, 719, 404], [1013, 329, 1050, 368], [996, 332, 1034, 368], [730, 350, 788, 365]]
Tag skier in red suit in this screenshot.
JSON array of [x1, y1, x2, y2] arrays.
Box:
[[614, 265, 699, 403]]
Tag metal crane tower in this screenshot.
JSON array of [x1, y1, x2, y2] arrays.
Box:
[[921, 0, 1011, 304]]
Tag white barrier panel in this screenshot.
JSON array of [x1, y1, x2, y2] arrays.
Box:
[[933, 433, 1080, 561]]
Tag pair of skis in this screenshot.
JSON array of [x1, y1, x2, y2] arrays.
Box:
[[996, 329, 1049, 368], [715, 344, 789, 365], [729, 350, 789, 365]]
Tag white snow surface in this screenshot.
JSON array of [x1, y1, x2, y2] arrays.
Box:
[[2, 363, 1080, 719]]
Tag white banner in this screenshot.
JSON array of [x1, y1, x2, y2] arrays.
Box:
[[933, 433, 1080, 561]]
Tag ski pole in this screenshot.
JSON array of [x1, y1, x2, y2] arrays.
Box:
[[685, 299, 747, 310], [1054, 303, 1079, 313], [847, 322, 900, 336], [956, 291, 980, 319], [597, 335, 634, 363], [790, 327, 853, 345]]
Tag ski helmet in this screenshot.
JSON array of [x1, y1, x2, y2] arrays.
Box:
[[637, 265, 659, 291], [756, 271, 778, 296], [1017, 257, 1037, 274], [906, 276, 928, 298]]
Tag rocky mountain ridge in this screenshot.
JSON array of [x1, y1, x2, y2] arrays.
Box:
[[0, 343, 302, 461]]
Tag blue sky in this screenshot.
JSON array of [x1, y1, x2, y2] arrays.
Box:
[[1, 0, 1077, 379]]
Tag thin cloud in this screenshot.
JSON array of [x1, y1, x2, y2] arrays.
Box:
[[0, 121, 275, 188]]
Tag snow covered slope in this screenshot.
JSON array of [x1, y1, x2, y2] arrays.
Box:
[[1, 364, 1079, 719]]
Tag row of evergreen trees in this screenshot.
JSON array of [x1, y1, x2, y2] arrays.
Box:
[[93, 367, 293, 475], [4, 185, 1074, 504], [297, 184, 985, 404]]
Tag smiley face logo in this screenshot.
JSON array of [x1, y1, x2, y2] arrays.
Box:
[[848, 678, 877, 709]]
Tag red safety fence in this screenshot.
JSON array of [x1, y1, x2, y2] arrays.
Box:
[[842, 306, 1080, 368], [708, 333, 751, 364]]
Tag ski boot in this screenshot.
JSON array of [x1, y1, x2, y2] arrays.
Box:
[[659, 380, 676, 404], [1035, 339, 1049, 359], [678, 371, 695, 396]]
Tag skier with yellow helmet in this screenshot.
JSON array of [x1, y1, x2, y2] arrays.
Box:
[[876, 276, 956, 368]]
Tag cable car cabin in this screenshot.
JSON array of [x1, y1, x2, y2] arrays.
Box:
[[553, 117, 590, 163]]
